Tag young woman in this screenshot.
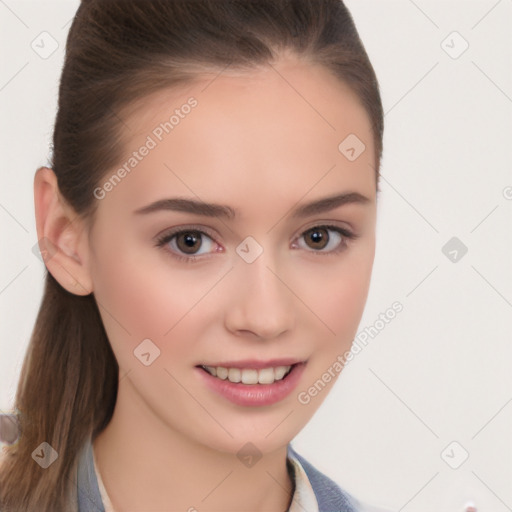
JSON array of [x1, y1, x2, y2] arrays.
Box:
[[0, 1, 390, 510]]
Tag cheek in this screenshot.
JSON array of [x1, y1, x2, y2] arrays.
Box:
[[89, 245, 220, 367], [328, 267, 372, 337], [297, 246, 374, 346], [292, 249, 374, 406]]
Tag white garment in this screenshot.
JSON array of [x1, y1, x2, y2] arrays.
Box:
[[92, 447, 320, 512]]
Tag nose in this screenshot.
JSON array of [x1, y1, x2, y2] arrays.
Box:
[[223, 250, 295, 340]]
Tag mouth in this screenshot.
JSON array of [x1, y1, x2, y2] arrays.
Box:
[[195, 360, 307, 407], [198, 364, 295, 385]]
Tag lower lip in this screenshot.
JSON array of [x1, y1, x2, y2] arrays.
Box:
[[196, 363, 306, 407]]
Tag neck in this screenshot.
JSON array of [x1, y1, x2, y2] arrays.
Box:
[[93, 378, 294, 512]]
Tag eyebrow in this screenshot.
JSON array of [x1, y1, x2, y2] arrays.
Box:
[[133, 191, 371, 219]]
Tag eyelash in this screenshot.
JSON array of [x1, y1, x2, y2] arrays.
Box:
[[154, 224, 358, 263]]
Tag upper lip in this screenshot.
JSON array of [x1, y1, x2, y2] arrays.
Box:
[[197, 358, 305, 369]]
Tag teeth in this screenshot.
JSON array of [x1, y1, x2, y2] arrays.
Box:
[[216, 367, 228, 380], [203, 365, 292, 384], [228, 368, 241, 383], [241, 369, 258, 385], [258, 367, 274, 384], [274, 366, 288, 380]]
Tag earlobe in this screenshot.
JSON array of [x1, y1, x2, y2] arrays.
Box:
[[33, 166, 93, 296]]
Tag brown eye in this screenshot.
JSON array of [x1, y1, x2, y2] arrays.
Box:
[[175, 231, 203, 254], [303, 227, 330, 250], [155, 227, 218, 261], [294, 225, 353, 254]]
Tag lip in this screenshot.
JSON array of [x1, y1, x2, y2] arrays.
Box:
[[196, 361, 307, 407]]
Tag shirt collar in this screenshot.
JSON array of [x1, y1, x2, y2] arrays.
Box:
[[287, 446, 320, 512]]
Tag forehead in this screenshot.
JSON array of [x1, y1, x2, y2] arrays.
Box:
[[109, 56, 376, 211]]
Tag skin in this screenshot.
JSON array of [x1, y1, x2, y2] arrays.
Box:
[[34, 54, 377, 511]]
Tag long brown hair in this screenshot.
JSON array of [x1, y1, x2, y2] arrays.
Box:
[[0, 1, 384, 510]]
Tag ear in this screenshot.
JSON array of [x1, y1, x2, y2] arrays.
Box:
[[33, 166, 93, 296]]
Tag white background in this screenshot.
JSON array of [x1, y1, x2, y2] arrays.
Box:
[[1, 1, 511, 510]]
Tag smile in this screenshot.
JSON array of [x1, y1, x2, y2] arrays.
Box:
[[201, 365, 293, 384], [196, 361, 307, 407]]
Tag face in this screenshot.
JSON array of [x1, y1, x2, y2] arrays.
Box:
[[85, 54, 377, 454]]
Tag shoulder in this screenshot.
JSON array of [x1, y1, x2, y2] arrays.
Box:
[[287, 444, 394, 512]]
